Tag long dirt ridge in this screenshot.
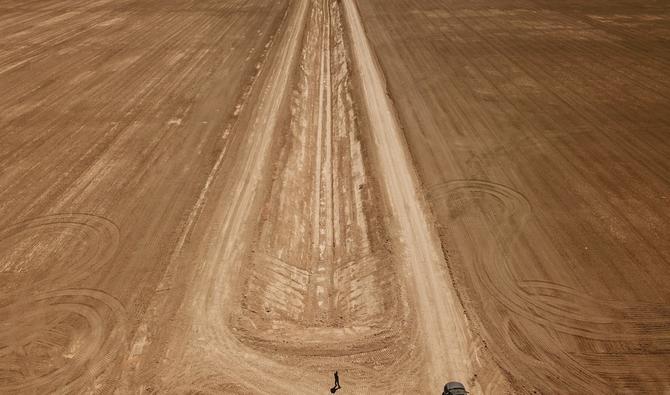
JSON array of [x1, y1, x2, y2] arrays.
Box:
[[342, 0, 484, 391], [232, 0, 404, 358]]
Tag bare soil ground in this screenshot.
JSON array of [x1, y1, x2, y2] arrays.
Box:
[[1, 0, 669, 394], [357, 0, 670, 393]]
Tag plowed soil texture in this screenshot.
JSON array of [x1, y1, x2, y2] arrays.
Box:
[[1, 0, 669, 393]]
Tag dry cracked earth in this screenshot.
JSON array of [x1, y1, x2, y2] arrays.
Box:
[[1, 0, 670, 393]]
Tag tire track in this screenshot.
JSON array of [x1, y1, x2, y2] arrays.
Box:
[[0, 288, 127, 393], [0, 213, 119, 295], [430, 180, 670, 341], [430, 179, 670, 391]]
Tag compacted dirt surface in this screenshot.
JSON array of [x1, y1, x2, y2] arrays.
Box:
[[1, 0, 669, 394]]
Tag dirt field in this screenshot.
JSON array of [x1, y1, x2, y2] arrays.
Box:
[[357, 0, 670, 393], [1, 0, 669, 393]]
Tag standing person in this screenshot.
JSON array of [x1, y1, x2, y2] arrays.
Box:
[[330, 371, 342, 393]]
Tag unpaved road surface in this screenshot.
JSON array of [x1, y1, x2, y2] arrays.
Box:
[[1, 0, 669, 393]]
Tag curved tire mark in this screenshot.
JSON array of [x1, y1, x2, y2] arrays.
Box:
[[429, 180, 670, 341], [0, 288, 127, 392], [0, 213, 119, 294]]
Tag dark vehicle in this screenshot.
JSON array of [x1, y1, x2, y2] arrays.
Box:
[[443, 382, 468, 395]]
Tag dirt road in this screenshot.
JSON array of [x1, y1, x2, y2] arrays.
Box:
[[342, 0, 477, 389]]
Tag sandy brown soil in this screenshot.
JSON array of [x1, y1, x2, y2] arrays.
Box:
[[1, 0, 669, 394], [356, 0, 670, 393]]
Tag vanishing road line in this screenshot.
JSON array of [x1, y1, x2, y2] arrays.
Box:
[[343, 0, 477, 389]]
